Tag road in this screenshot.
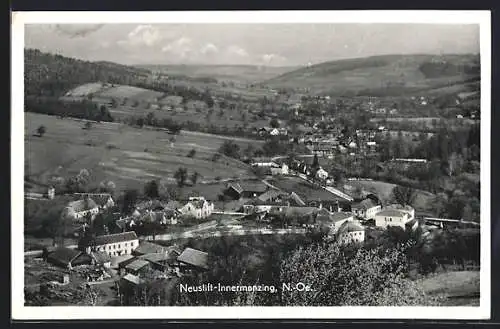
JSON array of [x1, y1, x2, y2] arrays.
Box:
[[144, 226, 307, 242]]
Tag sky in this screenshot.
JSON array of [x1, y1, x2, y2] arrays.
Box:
[[24, 23, 480, 67]]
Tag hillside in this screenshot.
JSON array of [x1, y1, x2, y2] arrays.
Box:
[[24, 48, 152, 97], [265, 54, 480, 96], [139, 64, 298, 84]]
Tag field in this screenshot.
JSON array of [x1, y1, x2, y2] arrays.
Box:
[[346, 179, 435, 212], [268, 176, 346, 203], [25, 112, 263, 193], [419, 271, 480, 306], [266, 54, 479, 96], [62, 82, 164, 102]]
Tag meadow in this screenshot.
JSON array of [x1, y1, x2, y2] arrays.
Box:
[[346, 179, 435, 213], [25, 112, 263, 193]]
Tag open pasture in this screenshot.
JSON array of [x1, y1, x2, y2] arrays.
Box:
[[25, 113, 259, 192]]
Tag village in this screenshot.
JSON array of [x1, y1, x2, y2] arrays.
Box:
[[22, 34, 481, 307]]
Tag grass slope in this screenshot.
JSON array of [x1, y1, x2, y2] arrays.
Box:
[[266, 54, 480, 96], [25, 113, 261, 192]]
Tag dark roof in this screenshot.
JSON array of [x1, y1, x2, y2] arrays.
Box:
[[91, 251, 111, 264], [47, 248, 83, 265], [226, 183, 243, 194], [240, 181, 268, 193], [177, 248, 209, 270], [351, 199, 378, 211], [257, 189, 284, 202], [125, 259, 150, 272], [139, 252, 175, 263], [94, 231, 138, 246], [133, 241, 167, 255], [337, 221, 365, 235]]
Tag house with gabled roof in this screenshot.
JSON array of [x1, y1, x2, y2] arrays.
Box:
[[374, 209, 410, 229], [335, 220, 366, 245], [177, 247, 209, 272], [328, 212, 356, 234], [63, 197, 99, 222], [46, 247, 92, 269], [351, 198, 381, 220], [82, 231, 139, 257], [178, 196, 214, 219]]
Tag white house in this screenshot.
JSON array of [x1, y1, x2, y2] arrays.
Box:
[[84, 231, 139, 257], [74, 193, 115, 211], [315, 167, 329, 180], [270, 163, 289, 176], [351, 199, 381, 220], [386, 204, 415, 220], [374, 209, 410, 229], [329, 212, 355, 234], [178, 196, 214, 219], [63, 198, 100, 222], [336, 220, 365, 245], [269, 128, 280, 136]]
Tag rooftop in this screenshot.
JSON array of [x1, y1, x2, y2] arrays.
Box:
[[47, 248, 82, 265], [330, 212, 354, 223], [134, 241, 167, 255], [122, 273, 145, 285], [337, 221, 365, 235], [352, 198, 378, 210], [376, 209, 406, 218], [177, 248, 209, 270], [67, 198, 98, 212], [125, 259, 150, 272], [94, 231, 138, 246]]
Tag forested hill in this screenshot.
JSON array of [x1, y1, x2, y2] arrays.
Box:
[[265, 54, 480, 96], [24, 48, 152, 97]]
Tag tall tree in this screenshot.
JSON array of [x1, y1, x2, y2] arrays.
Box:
[[391, 185, 417, 207], [174, 167, 188, 187], [144, 180, 160, 199], [122, 189, 139, 214]]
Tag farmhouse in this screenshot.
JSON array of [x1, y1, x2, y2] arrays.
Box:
[[351, 198, 381, 220], [46, 247, 92, 269], [270, 163, 289, 176], [83, 231, 140, 257], [133, 241, 169, 256], [335, 221, 366, 245], [178, 196, 214, 219], [385, 204, 415, 220], [63, 197, 100, 222], [224, 181, 268, 199], [328, 212, 355, 234], [73, 193, 115, 210], [374, 209, 410, 229], [177, 248, 209, 273]]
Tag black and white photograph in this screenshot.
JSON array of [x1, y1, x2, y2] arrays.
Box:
[[11, 10, 491, 320]]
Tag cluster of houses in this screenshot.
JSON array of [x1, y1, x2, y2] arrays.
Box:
[[61, 193, 216, 232], [43, 230, 209, 287]]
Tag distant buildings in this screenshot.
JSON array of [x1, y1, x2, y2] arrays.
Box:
[[178, 196, 215, 219]]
